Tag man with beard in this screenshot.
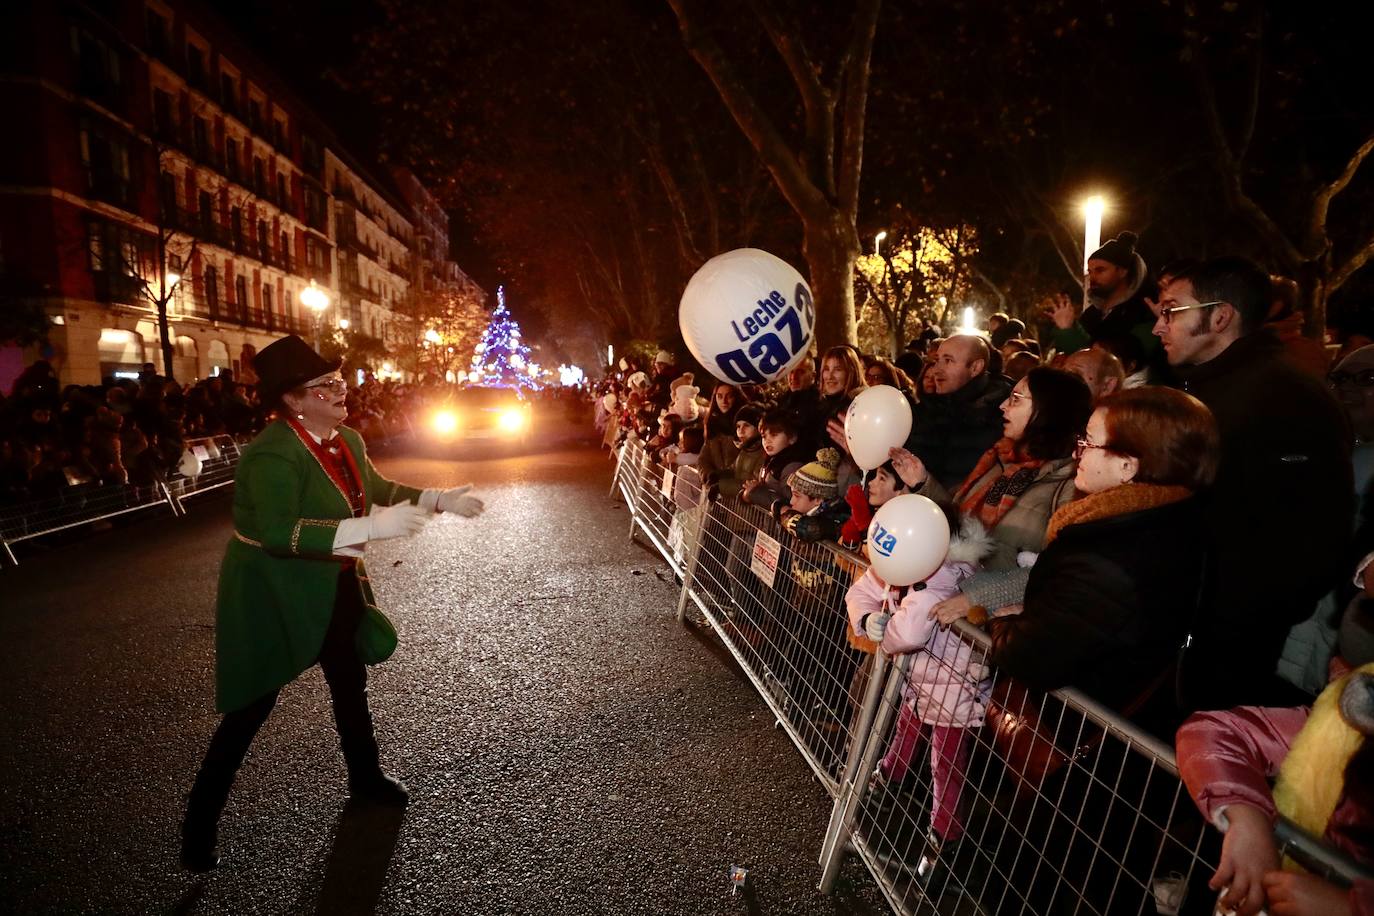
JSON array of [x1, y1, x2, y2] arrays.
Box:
[[1049, 231, 1161, 375], [1154, 256, 1352, 710]]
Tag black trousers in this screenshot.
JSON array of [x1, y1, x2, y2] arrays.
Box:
[[183, 569, 381, 839]]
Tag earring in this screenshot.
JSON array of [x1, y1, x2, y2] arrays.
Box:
[[296, 413, 305, 420]]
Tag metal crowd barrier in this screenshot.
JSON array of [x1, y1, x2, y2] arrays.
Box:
[[0, 435, 246, 567], [610, 435, 1373, 915]]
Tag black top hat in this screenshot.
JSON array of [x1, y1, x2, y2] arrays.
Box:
[[252, 335, 342, 405]]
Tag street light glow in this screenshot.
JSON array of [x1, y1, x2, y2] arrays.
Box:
[[424, 328, 442, 344], [300, 280, 330, 313], [338, 318, 350, 330], [874, 230, 888, 256], [1082, 195, 1106, 272], [165, 272, 181, 290]]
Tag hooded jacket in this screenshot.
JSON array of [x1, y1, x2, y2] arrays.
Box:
[[847, 517, 997, 727]]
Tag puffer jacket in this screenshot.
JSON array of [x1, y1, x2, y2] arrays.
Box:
[[1175, 685, 1374, 916], [845, 518, 996, 727]]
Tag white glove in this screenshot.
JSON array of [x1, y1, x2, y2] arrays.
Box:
[[864, 612, 891, 643], [437, 484, 484, 518], [366, 502, 429, 540]]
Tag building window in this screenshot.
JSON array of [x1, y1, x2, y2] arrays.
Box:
[[253, 157, 266, 194], [79, 120, 132, 208], [304, 186, 327, 231], [220, 72, 238, 115], [280, 230, 291, 268], [257, 220, 269, 260], [71, 27, 122, 103], [262, 283, 273, 321], [186, 45, 206, 90], [230, 207, 243, 250], [205, 265, 219, 315], [276, 172, 288, 209], [234, 274, 248, 313], [145, 10, 171, 60], [225, 137, 240, 182], [248, 99, 263, 133], [192, 116, 209, 160], [198, 189, 214, 231], [152, 89, 174, 141], [158, 171, 178, 221]]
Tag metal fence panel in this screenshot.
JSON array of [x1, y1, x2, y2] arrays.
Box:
[[606, 444, 1372, 914]]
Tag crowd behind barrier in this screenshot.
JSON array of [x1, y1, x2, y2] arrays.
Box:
[[610, 434, 1374, 915], [0, 357, 587, 565]]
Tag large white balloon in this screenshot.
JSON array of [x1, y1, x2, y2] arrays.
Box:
[[845, 384, 913, 471], [867, 494, 950, 587], [679, 248, 815, 386]]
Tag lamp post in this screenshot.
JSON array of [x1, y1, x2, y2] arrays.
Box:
[[1081, 195, 1106, 307], [874, 230, 887, 258], [299, 280, 330, 350]]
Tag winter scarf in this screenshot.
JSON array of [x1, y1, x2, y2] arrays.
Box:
[[955, 438, 1048, 531], [1044, 481, 1193, 545]]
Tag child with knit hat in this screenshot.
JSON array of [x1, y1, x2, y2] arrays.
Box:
[[778, 448, 854, 543]]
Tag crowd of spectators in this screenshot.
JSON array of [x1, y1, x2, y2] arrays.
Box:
[[598, 245, 1374, 915], [0, 357, 585, 508]]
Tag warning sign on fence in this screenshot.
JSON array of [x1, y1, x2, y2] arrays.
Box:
[[751, 530, 780, 589]]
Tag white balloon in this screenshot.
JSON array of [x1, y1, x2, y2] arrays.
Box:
[[679, 248, 815, 386], [867, 494, 950, 587], [845, 384, 913, 470], [178, 449, 203, 478]]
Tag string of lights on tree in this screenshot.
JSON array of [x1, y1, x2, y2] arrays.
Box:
[[468, 286, 542, 390]]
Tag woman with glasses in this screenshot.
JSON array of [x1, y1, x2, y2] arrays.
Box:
[[891, 367, 1093, 579], [946, 387, 1219, 714], [180, 335, 485, 873]]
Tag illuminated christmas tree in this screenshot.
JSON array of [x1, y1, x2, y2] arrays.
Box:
[[468, 286, 538, 388]]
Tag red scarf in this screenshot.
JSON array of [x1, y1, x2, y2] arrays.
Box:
[[954, 438, 1047, 530], [285, 417, 367, 517]]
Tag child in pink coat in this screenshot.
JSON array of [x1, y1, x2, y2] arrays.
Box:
[[846, 513, 995, 845]]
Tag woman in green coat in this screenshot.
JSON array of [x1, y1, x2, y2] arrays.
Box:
[[181, 336, 484, 873]]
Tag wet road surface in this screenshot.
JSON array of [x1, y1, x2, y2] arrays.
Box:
[[0, 436, 885, 915]]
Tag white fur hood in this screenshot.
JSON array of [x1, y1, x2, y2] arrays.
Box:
[[945, 516, 996, 567]]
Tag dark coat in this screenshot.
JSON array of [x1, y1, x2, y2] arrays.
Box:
[[905, 372, 1010, 491], [1176, 331, 1354, 709], [988, 497, 1206, 712]]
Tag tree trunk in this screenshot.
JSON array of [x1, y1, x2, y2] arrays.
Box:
[[803, 215, 859, 353]]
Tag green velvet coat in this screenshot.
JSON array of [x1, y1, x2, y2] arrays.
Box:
[[215, 420, 423, 712]]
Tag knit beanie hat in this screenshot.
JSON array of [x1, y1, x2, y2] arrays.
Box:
[[1089, 231, 1140, 269], [654, 349, 674, 366], [789, 448, 842, 499], [735, 403, 765, 428]]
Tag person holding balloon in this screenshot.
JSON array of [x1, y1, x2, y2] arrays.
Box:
[[938, 387, 1219, 715], [889, 367, 1092, 577], [847, 494, 994, 885]]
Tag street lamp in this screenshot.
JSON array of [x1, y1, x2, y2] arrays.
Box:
[[1081, 196, 1106, 273], [299, 280, 330, 349], [874, 230, 888, 257]]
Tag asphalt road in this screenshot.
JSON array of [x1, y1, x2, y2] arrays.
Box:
[[0, 430, 886, 915]]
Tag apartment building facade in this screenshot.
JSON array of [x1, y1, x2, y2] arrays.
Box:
[[0, 0, 477, 387]]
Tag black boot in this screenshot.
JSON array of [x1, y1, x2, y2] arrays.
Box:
[[180, 690, 279, 873], [348, 771, 410, 807]]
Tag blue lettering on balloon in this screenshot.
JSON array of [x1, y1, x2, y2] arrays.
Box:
[[870, 522, 898, 557], [715, 348, 767, 384]]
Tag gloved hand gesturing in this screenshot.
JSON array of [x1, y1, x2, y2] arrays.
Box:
[[437, 484, 484, 518], [365, 502, 430, 541]]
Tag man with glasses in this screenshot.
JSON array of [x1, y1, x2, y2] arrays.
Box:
[[1155, 257, 1353, 710]]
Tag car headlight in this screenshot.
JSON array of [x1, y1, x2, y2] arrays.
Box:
[[497, 407, 527, 433], [432, 409, 459, 437]]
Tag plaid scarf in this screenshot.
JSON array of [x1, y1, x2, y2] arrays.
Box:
[[954, 438, 1047, 530]]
